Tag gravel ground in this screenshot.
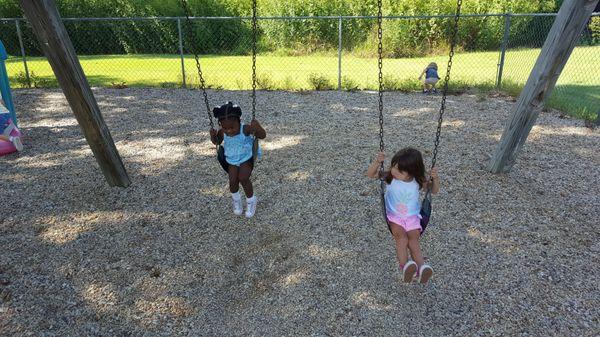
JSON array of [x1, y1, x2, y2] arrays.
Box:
[[1, 88, 598, 337]]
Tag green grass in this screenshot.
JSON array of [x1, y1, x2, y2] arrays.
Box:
[[5, 46, 599, 120]]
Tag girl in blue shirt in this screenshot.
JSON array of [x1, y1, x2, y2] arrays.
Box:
[[418, 62, 441, 94], [210, 102, 266, 218]]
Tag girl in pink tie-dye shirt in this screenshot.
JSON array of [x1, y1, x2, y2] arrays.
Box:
[[366, 148, 440, 284]]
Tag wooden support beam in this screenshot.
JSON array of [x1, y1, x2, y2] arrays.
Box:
[[19, 0, 130, 187], [488, 0, 599, 173]]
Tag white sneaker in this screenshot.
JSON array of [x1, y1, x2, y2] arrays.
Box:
[[418, 264, 433, 284], [232, 195, 243, 216], [402, 261, 417, 283], [10, 136, 23, 151], [245, 196, 257, 218]]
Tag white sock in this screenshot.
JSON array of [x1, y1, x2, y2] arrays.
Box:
[[231, 192, 241, 200], [247, 195, 256, 203]]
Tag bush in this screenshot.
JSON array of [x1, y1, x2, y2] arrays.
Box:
[[341, 76, 359, 90], [256, 73, 275, 90], [589, 16, 600, 44], [382, 75, 401, 91], [13, 71, 31, 88], [308, 73, 333, 90], [12, 71, 58, 88], [280, 76, 297, 90]]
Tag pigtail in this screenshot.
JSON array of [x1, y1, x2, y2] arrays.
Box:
[[213, 101, 242, 122]]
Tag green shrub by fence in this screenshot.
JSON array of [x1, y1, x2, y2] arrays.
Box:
[[0, 0, 568, 57]]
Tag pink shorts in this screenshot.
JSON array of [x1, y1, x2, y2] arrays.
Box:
[[387, 214, 422, 233]]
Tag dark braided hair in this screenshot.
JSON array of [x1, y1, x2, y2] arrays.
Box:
[[213, 101, 242, 122]]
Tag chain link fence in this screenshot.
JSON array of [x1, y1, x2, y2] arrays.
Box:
[[0, 13, 598, 119]]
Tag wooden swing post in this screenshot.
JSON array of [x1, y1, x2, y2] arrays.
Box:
[[19, 0, 130, 187], [488, 0, 599, 173]]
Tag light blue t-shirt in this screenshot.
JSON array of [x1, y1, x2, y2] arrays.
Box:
[[223, 123, 262, 166]]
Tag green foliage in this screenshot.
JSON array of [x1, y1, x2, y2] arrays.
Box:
[[13, 71, 31, 88], [382, 75, 401, 90], [159, 81, 179, 88], [280, 76, 297, 90], [0, 1, 566, 57], [341, 76, 359, 90], [308, 73, 333, 90], [256, 73, 275, 90], [12, 71, 57, 88], [589, 17, 600, 45]]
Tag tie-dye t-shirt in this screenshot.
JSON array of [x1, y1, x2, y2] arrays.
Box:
[[385, 178, 421, 218]]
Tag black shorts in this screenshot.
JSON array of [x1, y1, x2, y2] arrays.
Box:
[[217, 145, 254, 173]]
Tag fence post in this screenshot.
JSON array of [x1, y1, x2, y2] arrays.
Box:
[[15, 19, 31, 88], [496, 13, 512, 88], [177, 18, 186, 88], [338, 15, 342, 90]]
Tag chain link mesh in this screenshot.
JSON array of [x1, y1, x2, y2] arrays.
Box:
[[1, 13, 598, 119]]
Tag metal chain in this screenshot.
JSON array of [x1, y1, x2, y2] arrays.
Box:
[[251, 0, 257, 120], [430, 0, 462, 173], [179, 0, 213, 130], [376, 0, 392, 232]]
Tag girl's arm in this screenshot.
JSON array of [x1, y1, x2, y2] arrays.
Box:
[[210, 128, 223, 145], [366, 152, 385, 179], [425, 167, 440, 194], [418, 68, 426, 80], [246, 119, 267, 139]]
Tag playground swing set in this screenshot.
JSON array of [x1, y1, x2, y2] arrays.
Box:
[[5, 0, 599, 231]]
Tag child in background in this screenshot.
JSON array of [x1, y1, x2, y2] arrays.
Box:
[[418, 62, 441, 94]]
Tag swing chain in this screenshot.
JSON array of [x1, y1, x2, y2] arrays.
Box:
[[179, 0, 214, 130], [430, 0, 462, 172], [376, 0, 392, 232], [251, 0, 258, 121]]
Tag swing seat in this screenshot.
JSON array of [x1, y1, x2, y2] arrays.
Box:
[[419, 194, 432, 233], [216, 144, 257, 173]]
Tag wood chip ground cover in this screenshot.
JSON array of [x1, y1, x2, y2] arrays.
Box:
[[1, 88, 598, 336]]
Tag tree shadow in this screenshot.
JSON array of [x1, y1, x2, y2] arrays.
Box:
[[0, 89, 597, 336]]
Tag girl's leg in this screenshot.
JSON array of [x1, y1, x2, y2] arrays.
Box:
[[407, 230, 425, 266], [392, 224, 418, 282], [239, 160, 257, 217], [408, 229, 433, 283], [238, 161, 254, 198], [228, 165, 243, 215], [228, 165, 240, 193], [390, 224, 409, 265]]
